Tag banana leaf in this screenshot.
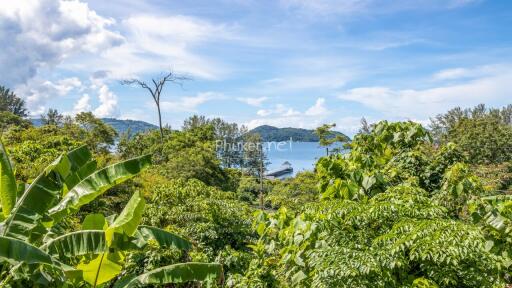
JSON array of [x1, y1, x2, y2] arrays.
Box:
[[40, 230, 107, 260], [1, 146, 93, 242], [0, 139, 17, 217], [115, 262, 223, 287], [49, 155, 151, 223]]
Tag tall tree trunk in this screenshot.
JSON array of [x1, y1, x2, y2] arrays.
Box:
[[156, 104, 164, 142]]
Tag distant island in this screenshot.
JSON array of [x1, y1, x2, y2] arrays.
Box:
[[31, 118, 158, 136], [248, 125, 350, 142]]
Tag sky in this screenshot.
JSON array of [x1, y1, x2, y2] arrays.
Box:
[[1, 0, 511, 136]]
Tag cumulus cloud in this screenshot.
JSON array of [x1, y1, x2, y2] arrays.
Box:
[[72, 94, 91, 114], [93, 85, 119, 117], [305, 97, 328, 116], [0, 0, 123, 87], [160, 92, 225, 112], [256, 104, 300, 117], [339, 70, 512, 121], [237, 97, 268, 107], [247, 98, 331, 129], [15, 77, 82, 115]]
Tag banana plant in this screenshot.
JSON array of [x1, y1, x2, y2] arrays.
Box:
[[0, 144, 223, 287]]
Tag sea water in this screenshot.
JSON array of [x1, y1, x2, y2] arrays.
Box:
[[264, 141, 346, 177]]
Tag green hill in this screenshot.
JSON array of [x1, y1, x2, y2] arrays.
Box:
[[248, 125, 349, 142], [101, 118, 158, 136], [31, 118, 157, 136]]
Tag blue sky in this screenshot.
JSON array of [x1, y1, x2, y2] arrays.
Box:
[[1, 0, 512, 136]]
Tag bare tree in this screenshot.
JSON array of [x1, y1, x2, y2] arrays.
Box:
[[121, 71, 189, 141]]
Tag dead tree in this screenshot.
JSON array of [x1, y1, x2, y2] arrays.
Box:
[[121, 71, 189, 141]]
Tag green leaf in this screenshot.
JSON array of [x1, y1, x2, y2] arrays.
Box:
[[362, 175, 376, 191], [40, 230, 107, 260], [1, 146, 93, 242], [0, 139, 17, 217], [63, 160, 97, 195], [115, 263, 223, 288], [77, 252, 123, 286], [0, 236, 54, 265], [137, 225, 191, 250], [49, 155, 151, 223], [106, 191, 145, 244], [82, 214, 108, 230]]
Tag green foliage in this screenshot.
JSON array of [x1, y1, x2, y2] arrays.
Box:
[[431, 104, 512, 164], [183, 115, 248, 168], [0, 145, 222, 287], [0, 111, 31, 132], [75, 112, 118, 154], [234, 185, 504, 287], [3, 113, 118, 181], [433, 162, 485, 218], [0, 86, 27, 117], [248, 124, 349, 142], [265, 171, 319, 211], [0, 139, 17, 217], [314, 123, 349, 149], [143, 178, 255, 257], [119, 124, 232, 189], [41, 108, 64, 126]]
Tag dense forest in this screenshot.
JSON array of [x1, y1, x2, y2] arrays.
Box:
[[247, 125, 349, 142], [1, 86, 512, 287]]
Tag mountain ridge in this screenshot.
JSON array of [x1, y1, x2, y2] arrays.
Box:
[[30, 118, 158, 136], [248, 125, 349, 142]]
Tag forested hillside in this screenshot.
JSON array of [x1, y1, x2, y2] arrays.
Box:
[[31, 117, 158, 136], [248, 125, 350, 142]]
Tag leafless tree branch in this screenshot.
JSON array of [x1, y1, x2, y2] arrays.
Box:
[[120, 70, 191, 142]]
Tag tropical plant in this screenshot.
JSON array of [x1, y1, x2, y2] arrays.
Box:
[[233, 185, 505, 287], [0, 86, 27, 117], [0, 142, 223, 287], [430, 104, 512, 164]]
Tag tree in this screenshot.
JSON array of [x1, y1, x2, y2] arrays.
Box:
[[314, 123, 349, 156], [41, 108, 63, 126], [183, 115, 247, 168], [0, 144, 223, 287], [121, 71, 189, 142], [359, 117, 371, 134], [75, 112, 118, 153], [0, 111, 31, 133], [431, 104, 512, 164], [0, 86, 27, 117]]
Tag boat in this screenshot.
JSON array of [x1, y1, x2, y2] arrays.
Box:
[[265, 161, 293, 178]]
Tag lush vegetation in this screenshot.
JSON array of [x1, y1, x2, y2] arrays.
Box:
[[248, 125, 349, 142], [1, 88, 512, 288], [32, 118, 158, 137]]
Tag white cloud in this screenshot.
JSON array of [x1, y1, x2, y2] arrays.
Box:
[[280, 0, 479, 16], [72, 94, 91, 114], [262, 74, 347, 91], [70, 14, 239, 81], [432, 64, 505, 81], [339, 70, 512, 121], [305, 98, 329, 116], [247, 99, 330, 129], [93, 85, 118, 117], [0, 0, 123, 86], [15, 77, 82, 115], [237, 97, 268, 107], [160, 92, 224, 112], [256, 104, 301, 117]]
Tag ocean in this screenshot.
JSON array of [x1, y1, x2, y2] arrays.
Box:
[[264, 141, 345, 178]]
